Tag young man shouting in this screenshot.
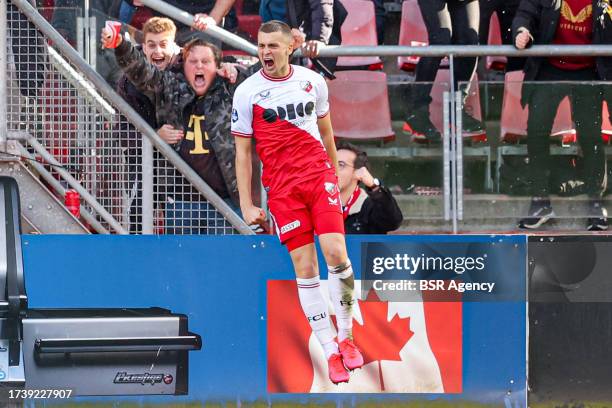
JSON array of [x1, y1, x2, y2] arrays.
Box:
[[231, 21, 363, 384]]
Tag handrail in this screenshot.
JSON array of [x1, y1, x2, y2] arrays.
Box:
[[10, 0, 254, 235], [135, 0, 612, 58], [140, 0, 258, 55], [316, 44, 612, 58]]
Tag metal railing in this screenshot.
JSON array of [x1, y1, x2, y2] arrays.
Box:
[[6, 0, 612, 234], [140, 0, 612, 234], [3, 0, 253, 235]]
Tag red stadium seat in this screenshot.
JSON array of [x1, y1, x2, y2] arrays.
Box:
[[500, 71, 576, 144], [336, 0, 383, 70], [397, 0, 448, 72], [237, 14, 262, 41], [486, 12, 507, 71], [233, 0, 261, 41], [234, 0, 244, 14], [416, 69, 485, 144], [130, 6, 154, 30], [602, 101, 612, 144], [328, 71, 394, 140]]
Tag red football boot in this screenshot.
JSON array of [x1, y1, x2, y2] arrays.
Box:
[[339, 338, 364, 370], [327, 353, 350, 384]]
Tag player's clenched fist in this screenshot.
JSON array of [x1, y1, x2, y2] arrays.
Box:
[[101, 21, 123, 49], [515, 28, 532, 50], [242, 205, 267, 226]]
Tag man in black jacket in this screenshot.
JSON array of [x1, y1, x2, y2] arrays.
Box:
[[336, 141, 403, 234], [513, 0, 609, 231]]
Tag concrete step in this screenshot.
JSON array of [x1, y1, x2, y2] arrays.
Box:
[[394, 194, 611, 233]]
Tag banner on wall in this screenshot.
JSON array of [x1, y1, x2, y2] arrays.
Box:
[[267, 280, 462, 393], [21, 235, 527, 405]]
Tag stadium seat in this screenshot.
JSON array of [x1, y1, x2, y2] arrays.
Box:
[[130, 6, 154, 30], [336, 0, 383, 70], [234, 0, 244, 14], [397, 0, 448, 72], [328, 70, 394, 140], [486, 12, 507, 71], [418, 69, 486, 144], [500, 70, 575, 144], [232, 0, 261, 42], [602, 101, 612, 144], [237, 14, 262, 42]]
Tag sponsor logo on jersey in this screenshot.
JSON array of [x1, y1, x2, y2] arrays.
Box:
[[324, 182, 337, 195], [280, 220, 301, 234], [300, 81, 313, 93], [328, 197, 338, 206], [231, 108, 238, 123], [262, 102, 315, 123], [259, 90, 271, 99]]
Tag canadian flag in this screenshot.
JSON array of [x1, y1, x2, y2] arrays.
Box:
[[267, 280, 462, 393]]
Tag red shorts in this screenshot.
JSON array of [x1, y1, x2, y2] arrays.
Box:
[[268, 170, 345, 251]]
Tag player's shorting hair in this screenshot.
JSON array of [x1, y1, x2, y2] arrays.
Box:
[[142, 17, 177, 37], [182, 38, 222, 68], [259, 20, 293, 38]]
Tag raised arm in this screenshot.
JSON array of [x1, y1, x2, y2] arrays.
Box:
[[101, 27, 171, 94]]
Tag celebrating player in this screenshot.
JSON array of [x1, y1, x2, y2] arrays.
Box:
[[231, 20, 363, 385]]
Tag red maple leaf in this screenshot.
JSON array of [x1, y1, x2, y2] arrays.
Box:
[[351, 290, 414, 391]]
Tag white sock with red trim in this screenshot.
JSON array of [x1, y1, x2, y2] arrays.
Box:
[[328, 260, 355, 342], [297, 276, 338, 359]]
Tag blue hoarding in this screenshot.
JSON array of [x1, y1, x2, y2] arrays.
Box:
[[22, 235, 526, 406]]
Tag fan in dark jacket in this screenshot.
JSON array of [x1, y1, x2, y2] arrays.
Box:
[[512, 0, 610, 231], [103, 18, 245, 233], [115, 17, 182, 233], [336, 141, 403, 234]]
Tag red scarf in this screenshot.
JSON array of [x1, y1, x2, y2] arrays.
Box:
[[342, 186, 361, 220]]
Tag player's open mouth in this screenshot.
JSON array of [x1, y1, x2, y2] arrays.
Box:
[[264, 58, 274, 69], [194, 73, 206, 86]]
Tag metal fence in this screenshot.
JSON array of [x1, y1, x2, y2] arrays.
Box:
[[3, 0, 252, 235], [6, 0, 612, 234]]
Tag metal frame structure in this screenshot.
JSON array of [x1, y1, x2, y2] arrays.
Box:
[[2, 0, 253, 235], [4, 0, 612, 234]]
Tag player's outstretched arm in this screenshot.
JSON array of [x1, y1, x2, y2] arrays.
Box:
[[318, 114, 339, 174], [235, 136, 266, 225]]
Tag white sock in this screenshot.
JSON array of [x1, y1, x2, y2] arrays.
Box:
[[328, 260, 356, 342], [297, 276, 338, 358]]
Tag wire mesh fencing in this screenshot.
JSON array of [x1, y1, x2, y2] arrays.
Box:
[[5, 0, 239, 234]]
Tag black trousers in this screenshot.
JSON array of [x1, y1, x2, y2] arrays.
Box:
[[478, 0, 524, 72], [525, 62, 606, 198], [410, 0, 479, 108]]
